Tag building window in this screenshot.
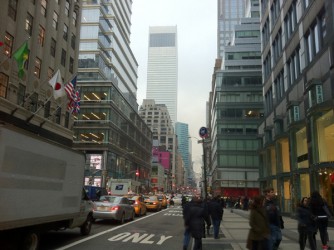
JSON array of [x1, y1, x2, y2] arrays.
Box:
[[50, 38, 56, 57], [25, 13, 33, 36], [30, 93, 38, 112], [61, 49, 66, 66], [315, 110, 334, 162], [8, 0, 17, 21], [71, 33, 76, 49], [295, 127, 308, 168], [38, 25, 45, 46], [44, 100, 50, 118], [0, 73, 9, 98], [41, 0, 47, 17], [308, 84, 323, 108], [73, 11, 77, 26], [52, 11, 58, 30], [34, 57, 42, 78], [287, 105, 300, 124], [18, 83, 26, 106], [4, 32, 13, 57], [305, 9, 326, 64], [69, 57, 74, 73], [55, 106, 61, 124], [63, 24, 68, 41], [65, 0, 70, 16]]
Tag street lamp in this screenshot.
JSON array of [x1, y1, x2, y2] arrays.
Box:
[[189, 135, 209, 200]]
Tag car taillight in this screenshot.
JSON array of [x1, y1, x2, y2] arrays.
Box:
[[135, 201, 139, 205], [153, 202, 157, 205], [111, 206, 120, 211]]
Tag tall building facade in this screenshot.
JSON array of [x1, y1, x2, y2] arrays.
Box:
[[74, 0, 152, 192], [175, 122, 194, 186], [146, 26, 178, 124], [259, 0, 334, 214], [209, 0, 262, 198], [139, 99, 178, 192], [0, 0, 81, 145], [217, 0, 245, 60]]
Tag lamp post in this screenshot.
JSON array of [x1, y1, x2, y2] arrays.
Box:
[[189, 132, 209, 200]]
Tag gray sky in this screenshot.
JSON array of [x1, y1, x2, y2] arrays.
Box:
[[130, 0, 217, 173]]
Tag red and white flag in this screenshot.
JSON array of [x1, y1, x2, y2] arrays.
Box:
[[48, 70, 66, 100]]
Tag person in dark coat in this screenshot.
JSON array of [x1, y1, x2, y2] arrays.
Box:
[[296, 197, 317, 250], [264, 187, 283, 250], [246, 195, 271, 250], [208, 195, 223, 239], [184, 196, 209, 250], [309, 191, 332, 250]]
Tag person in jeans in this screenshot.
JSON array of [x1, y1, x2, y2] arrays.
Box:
[[208, 195, 223, 239], [183, 196, 209, 250], [297, 197, 317, 250], [309, 191, 332, 250], [264, 187, 284, 250]]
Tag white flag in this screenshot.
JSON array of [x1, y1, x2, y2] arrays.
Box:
[[48, 69, 66, 99]]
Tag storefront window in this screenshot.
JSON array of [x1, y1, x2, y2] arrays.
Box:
[[316, 110, 334, 162], [278, 139, 290, 172], [270, 147, 276, 175], [300, 173, 310, 198], [296, 127, 308, 168]]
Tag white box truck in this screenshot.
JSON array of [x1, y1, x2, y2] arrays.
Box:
[[0, 125, 94, 249], [108, 179, 140, 195]]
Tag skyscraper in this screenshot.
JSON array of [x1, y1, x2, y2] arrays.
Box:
[[73, 0, 152, 191], [217, 0, 245, 60], [146, 26, 178, 124]]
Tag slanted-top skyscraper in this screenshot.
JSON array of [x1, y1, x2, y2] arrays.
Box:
[[146, 26, 178, 124]]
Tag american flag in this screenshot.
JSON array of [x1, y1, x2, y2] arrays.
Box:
[[65, 76, 80, 114]]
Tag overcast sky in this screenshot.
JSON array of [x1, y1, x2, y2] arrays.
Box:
[[130, 0, 217, 173]]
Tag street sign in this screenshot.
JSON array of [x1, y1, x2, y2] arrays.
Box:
[[199, 126, 208, 139]]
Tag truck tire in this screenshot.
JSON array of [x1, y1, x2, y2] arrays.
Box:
[[80, 214, 93, 235], [21, 230, 39, 250]]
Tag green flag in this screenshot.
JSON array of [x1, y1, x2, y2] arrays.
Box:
[[13, 41, 29, 79]]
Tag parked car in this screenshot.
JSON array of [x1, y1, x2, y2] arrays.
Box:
[[144, 195, 162, 211], [156, 194, 168, 209], [93, 196, 135, 224], [128, 195, 147, 216]]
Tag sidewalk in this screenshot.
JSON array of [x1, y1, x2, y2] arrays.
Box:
[[201, 208, 334, 250]]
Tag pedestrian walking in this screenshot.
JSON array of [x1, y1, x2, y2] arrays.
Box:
[[296, 197, 317, 250], [264, 187, 284, 250], [246, 195, 271, 250], [182, 199, 192, 250], [183, 196, 209, 250], [208, 195, 223, 239], [309, 191, 332, 250]]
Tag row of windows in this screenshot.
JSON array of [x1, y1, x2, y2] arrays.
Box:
[[9, 0, 77, 26], [216, 92, 263, 103]]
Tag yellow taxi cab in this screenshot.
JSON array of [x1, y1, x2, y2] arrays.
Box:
[[128, 195, 147, 216], [156, 194, 168, 209], [144, 195, 162, 211]]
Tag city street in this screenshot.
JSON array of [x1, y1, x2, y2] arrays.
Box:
[[41, 207, 185, 250], [35, 205, 334, 250]]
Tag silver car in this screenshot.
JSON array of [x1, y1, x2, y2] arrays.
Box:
[[93, 196, 135, 224]]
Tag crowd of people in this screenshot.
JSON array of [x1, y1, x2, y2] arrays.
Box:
[[180, 188, 333, 250]]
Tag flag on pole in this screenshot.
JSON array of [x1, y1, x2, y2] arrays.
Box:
[[48, 69, 66, 99], [13, 41, 29, 79], [65, 76, 80, 114], [72, 89, 81, 114], [65, 75, 77, 98]]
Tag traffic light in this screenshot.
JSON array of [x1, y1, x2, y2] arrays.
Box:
[[135, 170, 139, 176]]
